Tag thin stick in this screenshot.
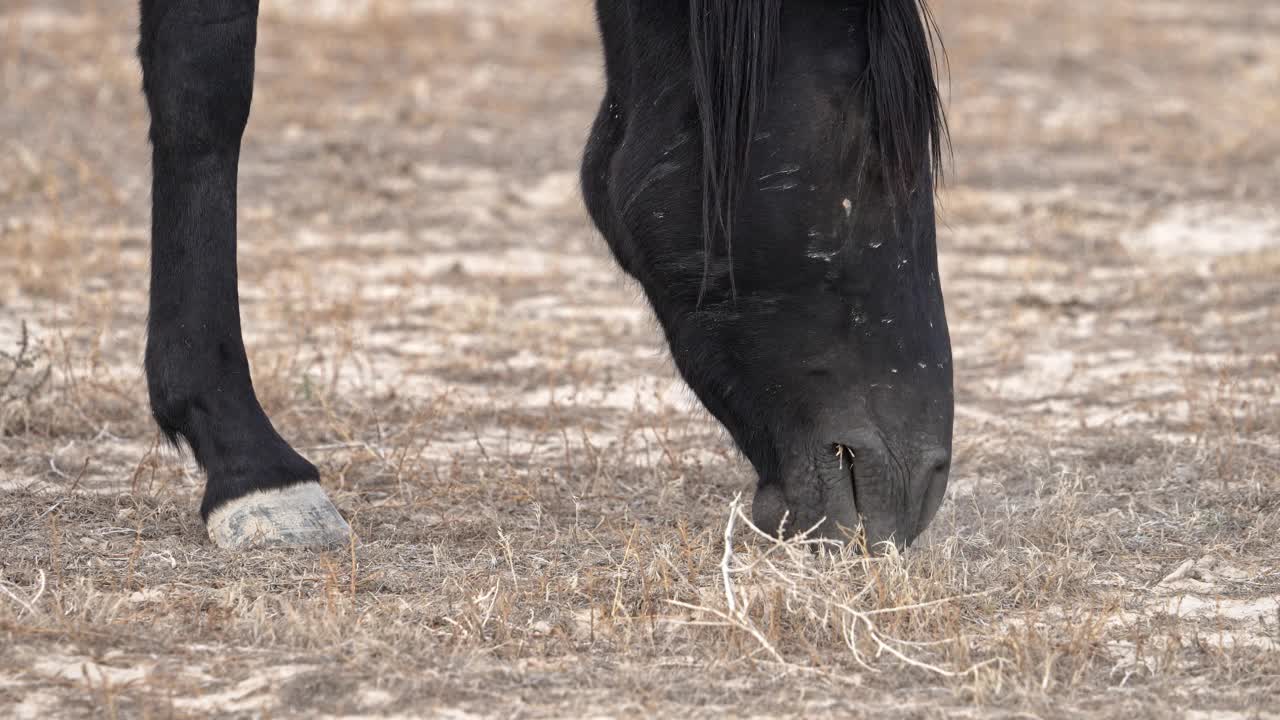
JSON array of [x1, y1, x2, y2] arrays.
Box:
[[0, 571, 45, 617], [721, 494, 740, 614]]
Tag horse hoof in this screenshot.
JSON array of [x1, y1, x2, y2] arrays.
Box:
[[206, 483, 352, 550]]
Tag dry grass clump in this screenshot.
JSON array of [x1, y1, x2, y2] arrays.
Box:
[[661, 491, 1113, 702], [648, 457, 1278, 707], [0, 322, 52, 437], [673, 498, 1000, 678]]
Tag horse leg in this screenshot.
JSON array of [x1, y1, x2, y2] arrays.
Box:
[[138, 0, 349, 548]]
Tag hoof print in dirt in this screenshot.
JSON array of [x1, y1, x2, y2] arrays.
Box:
[[206, 483, 352, 550]]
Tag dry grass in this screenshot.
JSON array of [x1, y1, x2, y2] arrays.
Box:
[[2, 0, 1278, 717]]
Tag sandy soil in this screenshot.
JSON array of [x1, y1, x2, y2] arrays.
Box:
[[1, 0, 1277, 717]]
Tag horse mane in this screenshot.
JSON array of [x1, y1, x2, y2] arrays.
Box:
[[863, 0, 949, 200], [688, 0, 782, 304], [689, 0, 948, 304]]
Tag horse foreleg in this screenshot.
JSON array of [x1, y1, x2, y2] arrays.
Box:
[[138, 0, 349, 548]]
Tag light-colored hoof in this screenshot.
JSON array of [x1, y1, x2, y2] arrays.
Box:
[[206, 483, 352, 550]]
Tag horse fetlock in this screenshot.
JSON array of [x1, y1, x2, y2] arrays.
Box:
[[205, 482, 351, 550], [144, 364, 323, 521], [143, 350, 243, 447]]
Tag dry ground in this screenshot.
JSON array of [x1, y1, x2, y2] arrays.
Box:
[[2, 1, 1278, 717]]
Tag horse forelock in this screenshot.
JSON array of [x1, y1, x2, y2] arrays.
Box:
[[862, 0, 950, 204], [689, 0, 949, 304], [689, 0, 783, 305]]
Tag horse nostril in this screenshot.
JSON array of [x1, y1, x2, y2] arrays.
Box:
[[931, 454, 950, 477], [817, 440, 950, 550], [919, 447, 950, 478], [912, 448, 951, 543]]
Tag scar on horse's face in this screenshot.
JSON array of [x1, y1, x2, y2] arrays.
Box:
[[584, 0, 953, 551]]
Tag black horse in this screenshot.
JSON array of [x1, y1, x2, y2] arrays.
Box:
[[137, 0, 951, 551]]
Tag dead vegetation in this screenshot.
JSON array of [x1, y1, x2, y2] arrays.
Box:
[[1, 0, 1278, 718]]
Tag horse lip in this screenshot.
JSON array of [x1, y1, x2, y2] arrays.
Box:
[[829, 442, 860, 516], [814, 443, 861, 540]]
